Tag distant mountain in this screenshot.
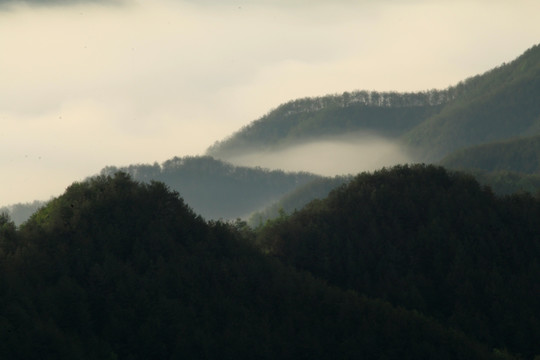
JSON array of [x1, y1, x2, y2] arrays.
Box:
[[207, 44, 540, 164], [2, 156, 319, 226], [470, 170, 540, 195], [404, 44, 540, 161], [207, 89, 449, 159], [0, 173, 497, 359], [99, 155, 320, 220], [256, 164, 540, 358], [440, 134, 540, 174]]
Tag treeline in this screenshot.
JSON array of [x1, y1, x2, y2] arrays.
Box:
[[0, 173, 501, 359], [266, 89, 456, 118], [256, 164, 540, 358]]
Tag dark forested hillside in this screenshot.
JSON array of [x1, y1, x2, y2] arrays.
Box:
[[0, 173, 499, 359], [404, 44, 540, 161], [207, 90, 448, 159], [99, 155, 319, 220], [470, 170, 540, 196], [207, 44, 540, 165], [257, 164, 540, 358], [440, 134, 540, 174]]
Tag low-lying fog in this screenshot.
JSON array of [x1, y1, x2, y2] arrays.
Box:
[[224, 135, 412, 176]]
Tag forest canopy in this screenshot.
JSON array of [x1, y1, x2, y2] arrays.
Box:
[[0, 172, 505, 359]]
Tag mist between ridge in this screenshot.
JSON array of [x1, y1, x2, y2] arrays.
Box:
[[220, 132, 413, 176]]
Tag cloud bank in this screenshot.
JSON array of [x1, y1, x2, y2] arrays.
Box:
[[225, 135, 413, 176]]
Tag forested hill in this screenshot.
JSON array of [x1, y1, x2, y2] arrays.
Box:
[[440, 134, 540, 174], [207, 43, 540, 163], [404, 43, 540, 161], [0, 173, 499, 359], [256, 164, 540, 358], [99, 155, 319, 220], [206, 89, 449, 158]]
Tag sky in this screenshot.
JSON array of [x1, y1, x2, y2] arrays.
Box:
[[1, 0, 540, 205]]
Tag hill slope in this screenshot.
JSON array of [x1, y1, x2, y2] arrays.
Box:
[[207, 44, 540, 164], [0, 173, 497, 359], [248, 175, 352, 227], [2, 156, 320, 226], [404, 44, 540, 161], [207, 90, 448, 159], [257, 164, 540, 358], [99, 155, 320, 220], [440, 134, 540, 174]]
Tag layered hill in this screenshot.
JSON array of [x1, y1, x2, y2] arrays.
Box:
[[7, 45, 540, 226], [437, 133, 540, 194], [404, 44, 540, 161], [256, 164, 540, 358], [207, 44, 540, 164], [99, 155, 319, 220], [440, 134, 540, 174], [0, 173, 498, 359], [207, 90, 448, 159], [248, 175, 352, 227], [2, 156, 319, 226]]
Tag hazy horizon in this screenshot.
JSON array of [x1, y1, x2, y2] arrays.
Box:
[[2, 0, 540, 205]]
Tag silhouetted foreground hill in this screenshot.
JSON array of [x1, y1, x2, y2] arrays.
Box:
[[0, 173, 498, 359], [257, 164, 540, 358]]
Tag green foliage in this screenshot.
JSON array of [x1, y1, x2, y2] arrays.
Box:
[[257, 164, 540, 358], [0, 172, 499, 359]]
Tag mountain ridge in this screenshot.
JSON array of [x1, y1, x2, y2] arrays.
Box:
[[207, 43, 540, 164]]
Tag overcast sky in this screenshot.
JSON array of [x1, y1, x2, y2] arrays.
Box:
[[1, 0, 540, 205]]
